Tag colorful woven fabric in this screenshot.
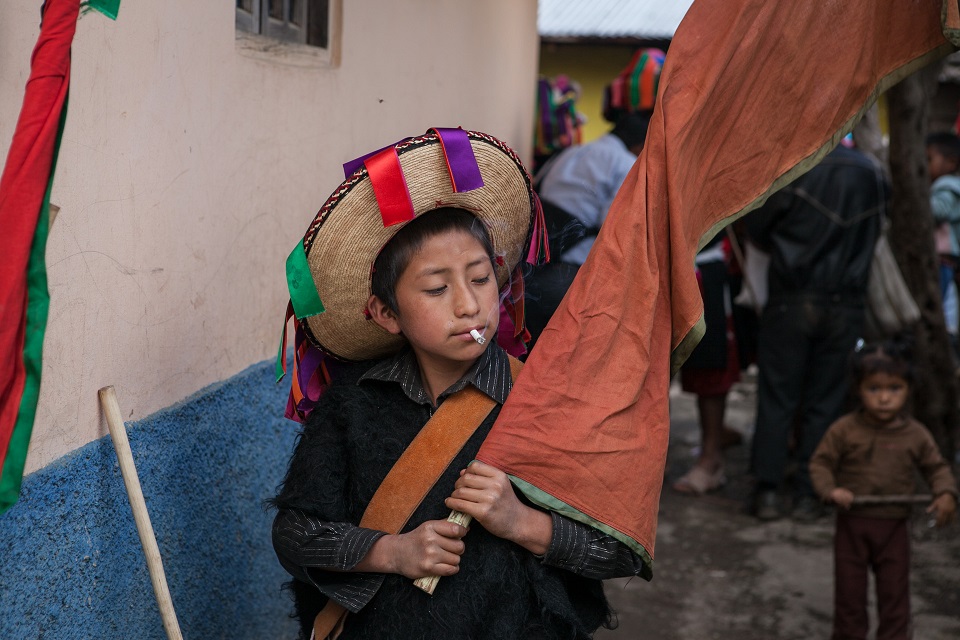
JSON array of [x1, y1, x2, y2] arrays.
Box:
[[534, 75, 584, 159], [602, 48, 666, 122], [479, 0, 959, 575]]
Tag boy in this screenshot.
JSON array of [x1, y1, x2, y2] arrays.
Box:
[[810, 340, 957, 639], [271, 129, 645, 639]]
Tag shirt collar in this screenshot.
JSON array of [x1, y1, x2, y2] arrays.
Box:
[[359, 343, 513, 407]]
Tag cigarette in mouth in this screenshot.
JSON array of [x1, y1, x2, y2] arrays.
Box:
[[469, 329, 486, 345]]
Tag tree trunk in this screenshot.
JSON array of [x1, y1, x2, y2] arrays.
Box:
[[886, 64, 959, 460]]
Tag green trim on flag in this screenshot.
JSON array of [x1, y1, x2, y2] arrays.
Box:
[[0, 99, 65, 515], [507, 473, 654, 580]]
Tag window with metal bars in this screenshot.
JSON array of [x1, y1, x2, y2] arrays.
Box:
[[236, 0, 330, 48]]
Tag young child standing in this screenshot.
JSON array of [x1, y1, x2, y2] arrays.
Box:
[[270, 129, 645, 640], [810, 340, 958, 640]]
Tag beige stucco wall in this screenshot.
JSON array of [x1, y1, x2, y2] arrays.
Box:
[[0, 0, 539, 473]]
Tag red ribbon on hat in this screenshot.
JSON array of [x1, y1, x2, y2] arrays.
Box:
[[364, 147, 415, 227]]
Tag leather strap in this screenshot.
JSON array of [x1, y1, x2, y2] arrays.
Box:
[[312, 357, 523, 640]]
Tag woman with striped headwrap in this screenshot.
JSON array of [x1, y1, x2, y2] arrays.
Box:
[[525, 49, 665, 351]]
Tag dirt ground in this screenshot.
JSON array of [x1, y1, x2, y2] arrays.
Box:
[[597, 373, 960, 640]]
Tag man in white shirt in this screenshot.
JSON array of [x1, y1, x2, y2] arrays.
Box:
[[536, 115, 648, 265]]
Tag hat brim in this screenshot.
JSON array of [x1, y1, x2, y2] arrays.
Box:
[[300, 131, 535, 362]]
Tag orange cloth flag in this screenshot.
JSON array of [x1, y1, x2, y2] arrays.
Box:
[[478, 0, 958, 576]]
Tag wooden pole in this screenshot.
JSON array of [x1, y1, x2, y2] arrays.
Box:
[[852, 494, 933, 505], [412, 510, 472, 595], [99, 386, 184, 640]]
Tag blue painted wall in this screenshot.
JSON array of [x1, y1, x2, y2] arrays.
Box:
[[0, 360, 300, 639]]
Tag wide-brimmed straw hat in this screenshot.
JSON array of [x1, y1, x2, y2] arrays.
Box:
[[283, 128, 544, 366]]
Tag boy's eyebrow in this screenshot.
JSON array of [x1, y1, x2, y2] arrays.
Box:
[[415, 257, 490, 278]]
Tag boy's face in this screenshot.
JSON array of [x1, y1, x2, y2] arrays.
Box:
[[927, 146, 958, 181], [369, 229, 499, 375], [858, 371, 909, 424]]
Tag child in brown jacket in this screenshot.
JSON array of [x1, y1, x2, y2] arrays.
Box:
[[810, 339, 957, 640]]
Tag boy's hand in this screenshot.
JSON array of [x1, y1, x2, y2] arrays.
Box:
[[367, 520, 467, 579], [445, 461, 551, 555], [830, 487, 855, 509], [445, 461, 524, 540], [927, 493, 958, 528]]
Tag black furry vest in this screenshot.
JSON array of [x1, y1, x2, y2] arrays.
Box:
[[273, 363, 612, 640]]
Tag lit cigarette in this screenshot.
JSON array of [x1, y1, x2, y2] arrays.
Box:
[[469, 329, 486, 345]]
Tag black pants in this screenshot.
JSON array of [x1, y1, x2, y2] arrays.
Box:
[[833, 515, 911, 640], [751, 293, 865, 496]]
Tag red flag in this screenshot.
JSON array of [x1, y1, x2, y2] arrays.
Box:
[[478, 0, 959, 574], [0, 0, 80, 514]]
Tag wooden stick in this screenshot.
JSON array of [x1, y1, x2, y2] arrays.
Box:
[[99, 386, 184, 640], [413, 510, 473, 595], [852, 494, 933, 505]]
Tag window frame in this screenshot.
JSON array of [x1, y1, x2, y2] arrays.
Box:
[[235, 0, 260, 37], [262, 0, 309, 45], [235, 0, 341, 68]]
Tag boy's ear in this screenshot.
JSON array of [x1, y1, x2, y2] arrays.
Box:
[[367, 295, 402, 335]]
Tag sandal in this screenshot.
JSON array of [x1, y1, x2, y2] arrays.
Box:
[[672, 465, 727, 496]]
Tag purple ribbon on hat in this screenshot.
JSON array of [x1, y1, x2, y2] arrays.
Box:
[[343, 139, 408, 178], [430, 127, 484, 192]]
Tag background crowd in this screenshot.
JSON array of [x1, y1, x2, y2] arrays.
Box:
[[526, 49, 959, 640]]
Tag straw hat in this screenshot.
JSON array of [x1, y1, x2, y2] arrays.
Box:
[[288, 128, 540, 362]]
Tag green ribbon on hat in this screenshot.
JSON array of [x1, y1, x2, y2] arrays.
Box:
[[286, 242, 325, 319], [80, 0, 121, 20]]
